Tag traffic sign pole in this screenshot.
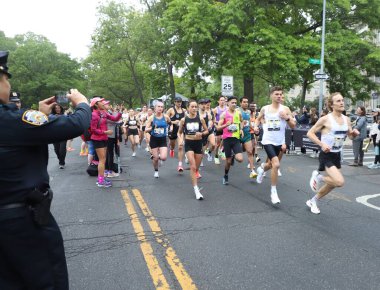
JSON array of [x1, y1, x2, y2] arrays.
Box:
[[318, 0, 327, 116]]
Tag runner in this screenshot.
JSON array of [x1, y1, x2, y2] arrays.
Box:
[[145, 101, 171, 178], [239, 97, 257, 178], [123, 109, 140, 157], [217, 96, 244, 185], [306, 92, 359, 214], [203, 98, 216, 162], [213, 96, 227, 164], [138, 105, 148, 149], [254, 86, 296, 204], [178, 100, 208, 200], [166, 96, 186, 172], [121, 108, 129, 145], [144, 107, 154, 152], [249, 103, 261, 164]]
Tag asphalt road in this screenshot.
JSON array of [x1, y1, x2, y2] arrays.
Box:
[[48, 138, 380, 290]]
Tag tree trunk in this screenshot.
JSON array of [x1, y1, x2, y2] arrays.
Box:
[[190, 74, 196, 98], [167, 62, 176, 100], [244, 76, 254, 103], [300, 79, 308, 111]]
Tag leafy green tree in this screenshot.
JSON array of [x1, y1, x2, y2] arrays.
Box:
[[6, 32, 83, 108]]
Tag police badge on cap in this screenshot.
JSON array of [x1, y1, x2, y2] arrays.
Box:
[[0, 51, 12, 78]]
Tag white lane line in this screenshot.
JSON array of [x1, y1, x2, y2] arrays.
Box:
[[356, 194, 380, 211]]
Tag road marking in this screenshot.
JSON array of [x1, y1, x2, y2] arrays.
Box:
[[120, 190, 170, 290], [356, 194, 380, 211], [326, 191, 352, 202], [132, 189, 197, 290]]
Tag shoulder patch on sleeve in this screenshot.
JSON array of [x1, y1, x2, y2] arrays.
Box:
[[22, 110, 49, 126]]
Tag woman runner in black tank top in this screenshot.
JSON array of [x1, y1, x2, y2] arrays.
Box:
[[178, 100, 208, 200]]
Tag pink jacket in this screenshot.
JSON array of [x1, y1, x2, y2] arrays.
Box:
[[90, 110, 121, 141]]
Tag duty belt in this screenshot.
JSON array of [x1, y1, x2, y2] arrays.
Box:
[[0, 203, 27, 210]]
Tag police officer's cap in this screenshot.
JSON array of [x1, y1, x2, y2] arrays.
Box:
[[10, 92, 21, 102], [0, 51, 12, 78]]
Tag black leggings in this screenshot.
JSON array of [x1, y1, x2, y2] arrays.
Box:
[[53, 141, 67, 166], [106, 138, 118, 171]]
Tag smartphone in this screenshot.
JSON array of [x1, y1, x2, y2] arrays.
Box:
[[55, 92, 69, 105]]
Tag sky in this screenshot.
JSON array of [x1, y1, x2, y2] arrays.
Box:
[[2, 0, 142, 60]]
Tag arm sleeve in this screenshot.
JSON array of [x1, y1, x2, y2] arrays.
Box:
[[107, 112, 122, 122], [354, 117, 366, 130], [90, 111, 104, 135], [1, 103, 92, 146]]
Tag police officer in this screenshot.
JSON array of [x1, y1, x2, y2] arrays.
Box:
[[9, 91, 21, 109], [0, 51, 91, 289]]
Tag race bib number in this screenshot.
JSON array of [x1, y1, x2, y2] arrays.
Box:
[[130, 120, 136, 125], [267, 119, 281, 131], [243, 120, 249, 128], [186, 122, 199, 134], [332, 136, 344, 150], [228, 124, 238, 132], [154, 128, 165, 135]]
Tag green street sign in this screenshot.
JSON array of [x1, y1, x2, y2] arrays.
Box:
[[309, 58, 321, 65]]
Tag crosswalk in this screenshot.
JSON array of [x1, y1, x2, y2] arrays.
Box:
[[289, 147, 377, 167]]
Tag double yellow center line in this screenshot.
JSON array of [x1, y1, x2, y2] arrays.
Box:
[[121, 189, 197, 290]]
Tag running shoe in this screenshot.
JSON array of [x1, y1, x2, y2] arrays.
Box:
[[270, 189, 281, 204], [214, 157, 220, 165], [306, 199, 320, 214], [145, 147, 150, 152], [249, 169, 258, 179], [309, 170, 321, 193], [132, 152, 136, 157], [222, 175, 229, 185], [194, 188, 204, 200], [200, 161, 204, 167], [170, 149, 175, 158], [278, 169, 282, 177], [220, 151, 226, 160], [177, 165, 184, 172], [247, 163, 250, 169], [80, 152, 86, 156], [59, 165, 65, 169], [67, 147, 75, 152], [256, 165, 264, 184], [207, 153, 213, 162], [255, 155, 261, 163], [204, 148, 209, 155], [154, 171, 159, 178], [97, 180, 112, 188], [195, 171, 202, 179], [185, 155, 189, 164]]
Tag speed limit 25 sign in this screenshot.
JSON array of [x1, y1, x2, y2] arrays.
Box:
[[221, 75, 234, 97]]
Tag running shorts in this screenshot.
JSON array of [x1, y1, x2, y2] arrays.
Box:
[[185, 139, 203, 154], [128, 128, 139, 136], [240, 132, 251, 144], [318, 151, 341, 171], [223, 137, 242, 158], [92, 140, 108, 149], [168, 126, 179, 140], [263, 144, 282, 160], [150, 135, 167, 149], [202, 134, 209, 146]]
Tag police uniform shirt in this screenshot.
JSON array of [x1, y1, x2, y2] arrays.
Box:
[[0, 103, 91, 205]]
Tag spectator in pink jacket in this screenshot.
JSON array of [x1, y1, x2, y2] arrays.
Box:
[[90, 97, 121, 187]]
